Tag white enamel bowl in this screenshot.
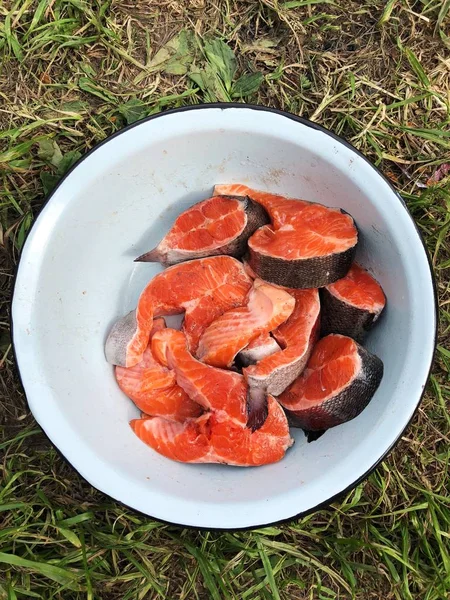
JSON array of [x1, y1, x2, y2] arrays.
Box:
[[12, 105, 437, 529]]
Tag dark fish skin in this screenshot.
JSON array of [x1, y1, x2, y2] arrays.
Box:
[[285, 414, 326, 441], [305, 429, 326, 443], [246, 245, 356, 289], [282, 344, 384, 431], [230, 197, 270, 258], [135, 196, 269, 266], [246, 387, 269, 432], [320, 287, 383, 342]]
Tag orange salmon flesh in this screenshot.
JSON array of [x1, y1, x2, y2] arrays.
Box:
[[106, 185, 385, 464], [325, 263, 385, 312]]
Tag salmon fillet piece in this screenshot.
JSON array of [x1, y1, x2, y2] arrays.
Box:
[[131, 396, 293, 466], [321, 263, 386, 342], [214, 184, 309, 227], [105, 256, 252, 367], [279, 334, 383, 430], [131, 329, 293, 465], [214, 184, 358, 289], [197, 279, 295, 368], [244, 288, 321, 396], [115, 318, 202, 422], [135, 195, 268, 265], [152, 328, 247, 424]]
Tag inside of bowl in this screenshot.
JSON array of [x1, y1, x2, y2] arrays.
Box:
[[13, 107, 435, 528]]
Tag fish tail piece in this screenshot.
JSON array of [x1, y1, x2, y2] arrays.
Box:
[[134, 248, 160, 262]]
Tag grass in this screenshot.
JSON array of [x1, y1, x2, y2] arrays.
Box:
[[0, 0, 449, 598]]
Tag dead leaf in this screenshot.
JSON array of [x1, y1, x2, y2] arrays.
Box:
[[149, 30, 196, 75], [427, 163, 450, 185]]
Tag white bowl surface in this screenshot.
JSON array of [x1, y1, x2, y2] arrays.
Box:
[[12, 106, 436, 529]]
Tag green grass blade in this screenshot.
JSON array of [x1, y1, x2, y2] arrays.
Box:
[[404, 48, 431, 88], [183, 542, 222, 600], [282, 0, 335, 7], [256, 538, 281, 600], [378, 0, 398, 25], [0, 553, 81, 588], [436, 0, 450, 28]]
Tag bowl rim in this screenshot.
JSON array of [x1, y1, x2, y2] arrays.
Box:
[[11, 102, 438, 531]]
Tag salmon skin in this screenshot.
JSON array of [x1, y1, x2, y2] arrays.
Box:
[[197, 279, 295, 368], [239, 263, 321, 394], [105, 256, 252, 367], [244, 288, 321, 396], [214, 184, 358, 289], [130, 329, 293, 465], [237, 333, 281, 368], [321, 263, 386, 342], [135, 195, 269, 266], [278, 334, 383, 431], [115, 318, 202, 422]]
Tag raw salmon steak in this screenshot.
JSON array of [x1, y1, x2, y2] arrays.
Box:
[[214, 184, 358, 289], [135, 195, 269, 266], [115, 318, 202, 422], [152, 328, 248, 423], [153, 328, 281, 432], [197, 279, 295, 368], [131, 329, 293, 465], [278, 334, 383, 431], [214, 184, 309, 227], [244, 288, 321, 396], [105, 256, 252, 367], [131, 394, 292, 466], [321, 263, 386, 342]]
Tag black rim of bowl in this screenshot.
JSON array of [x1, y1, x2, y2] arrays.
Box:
[[10, 103, 439, 531]]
